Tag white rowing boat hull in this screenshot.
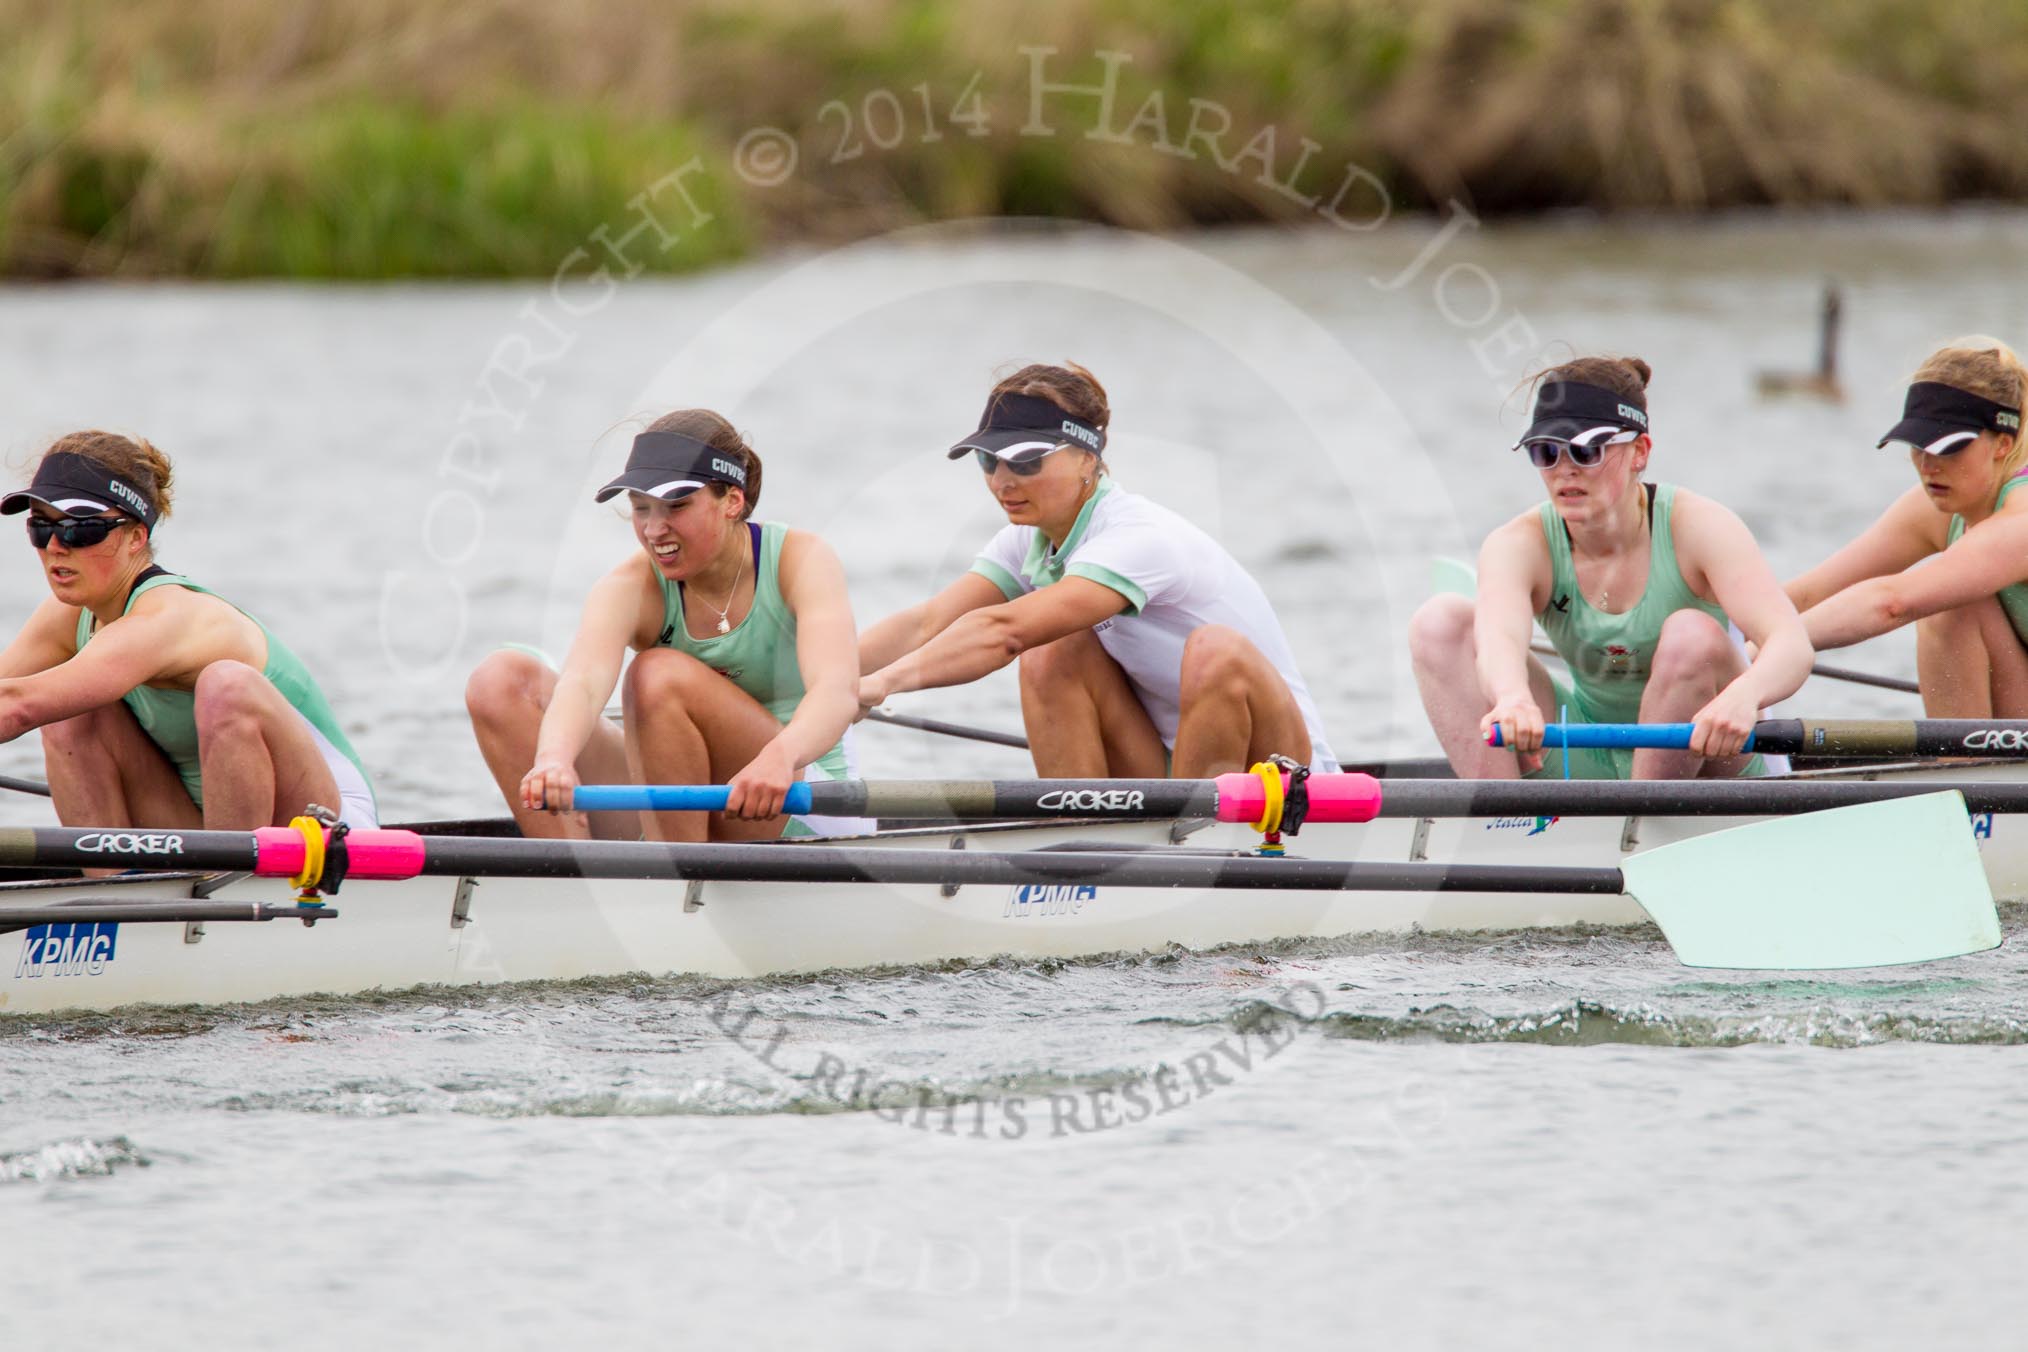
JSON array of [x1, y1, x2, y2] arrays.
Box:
[[4, 762, 2022, 1016]]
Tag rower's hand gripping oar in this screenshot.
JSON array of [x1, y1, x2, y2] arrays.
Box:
[[1491, 718, 2028, 758]]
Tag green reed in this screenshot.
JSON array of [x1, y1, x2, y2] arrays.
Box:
[[4, 0, 2025, 279]]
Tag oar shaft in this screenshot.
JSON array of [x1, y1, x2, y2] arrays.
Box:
[[1496, 718, 2028, 758], [862, 708, 1030, 749], [405, 837, 1632, 893], [0, 825, 261, 875], [570, 771, 2028, 821], [572, 775, 1386, 823], [0, 823, 1626, 892], [1379, 777, 2028, 816], [0, 901, 336, 930], [573, 779, 1223, 819]]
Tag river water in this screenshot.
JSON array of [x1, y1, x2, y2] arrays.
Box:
[[3, 213, 2027, 1348]]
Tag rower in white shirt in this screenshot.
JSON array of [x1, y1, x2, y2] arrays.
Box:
[[857, 361, 1338, 777]]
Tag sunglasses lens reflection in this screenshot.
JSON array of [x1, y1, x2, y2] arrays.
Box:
[[1523, 440, 1607, 469], [26, 516, 121, 549]]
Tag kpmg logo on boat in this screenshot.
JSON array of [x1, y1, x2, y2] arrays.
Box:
[[1484, 815, 1558, 836], [1004, 884, 1095, 918], [13, 922, 120, 979]]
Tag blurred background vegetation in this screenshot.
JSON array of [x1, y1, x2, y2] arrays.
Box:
[[5, 0, 2026, 279]]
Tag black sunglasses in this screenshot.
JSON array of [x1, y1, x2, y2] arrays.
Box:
[[974, 445, 1070, 477], [27, 514, 135, 550]]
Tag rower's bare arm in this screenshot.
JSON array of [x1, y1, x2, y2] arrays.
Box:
[[1676, 493, 1812, 710], [1785, 486, 1938, 613], [1472, 519, 1549, 705], [1806, 490, 2028, 650], [0, 597, 218, 740], [857, 572, 1006, 674], [0, 596, 82, 681], [534, 560, 654, 765], [868, 577, 1127, 698], [770, 531, 859, 772]]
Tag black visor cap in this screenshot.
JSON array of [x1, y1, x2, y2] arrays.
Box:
[[1517, 380, 1649, 447], [0, 451, 155, 526], [594, 431, 749, 503], [946, 392, 1106, 461], [1877, 381, 2024, 455]]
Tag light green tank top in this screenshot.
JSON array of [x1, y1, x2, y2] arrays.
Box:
[[1947, 471, 2028, 644], [1536, 483, 1728, 725], [654, 521, 849, 780], [74, 572, 374, 810]]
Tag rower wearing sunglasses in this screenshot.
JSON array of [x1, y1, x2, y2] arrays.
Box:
[[857, 362, 1337, 777], [1409, 356, 1811, 779], [0, 432, 375, 830], [1786, 338, 2028, 716]]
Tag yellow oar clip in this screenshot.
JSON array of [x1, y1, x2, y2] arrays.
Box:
[[288, 815, 328, 900], [1248, 761, 1285, 835]]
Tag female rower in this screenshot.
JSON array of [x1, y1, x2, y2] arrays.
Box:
[[464, 410, 865, 841], [0, 431, 376, 828], [856, 362, 1338, 777], [1409, 356, 1812, 779], [1786, 338, 2027, 715]]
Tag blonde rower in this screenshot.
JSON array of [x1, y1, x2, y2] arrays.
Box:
[[465, 411, 864, 841], [1410, 356, 1812, 779], [1787, 338, 2028, 716]]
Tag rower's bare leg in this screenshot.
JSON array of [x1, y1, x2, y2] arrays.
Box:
[[191, 661, 344, 829], [41, 702, 201, 839], [1631, 610, 1749, 780], [1016, 628, 1167, 778], [465, 650, 635, 840], [1170, 625, 1312, 778], [1916, 597, 2028, 717], [1408, 594, 1559, 779], [622, 648, 789, 843]]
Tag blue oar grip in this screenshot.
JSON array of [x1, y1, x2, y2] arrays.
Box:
[[1507, 723, 1759, 751], [571, 783, 814, 813]]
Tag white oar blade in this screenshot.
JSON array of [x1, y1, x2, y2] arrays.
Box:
[[1620, 790, 2000, 969]]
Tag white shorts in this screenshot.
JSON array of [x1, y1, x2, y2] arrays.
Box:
[[299, 713, 378, 828]]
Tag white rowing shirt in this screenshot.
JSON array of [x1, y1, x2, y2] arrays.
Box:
[[969, 479, 1340, 771]]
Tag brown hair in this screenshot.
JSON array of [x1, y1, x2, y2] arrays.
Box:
[[1523, 355, 1654, 407], [40, 430, 175, 522], [645, 408, 761, 518], [1913, 337, 2027, 477], [988, 362, 1111, 438]]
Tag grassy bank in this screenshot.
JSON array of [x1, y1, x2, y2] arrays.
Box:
[[4, 0, 2027, 278]]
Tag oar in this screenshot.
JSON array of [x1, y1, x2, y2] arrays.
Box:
[[572, 775, 2028, 819], [0, 900, 337, 932], [3, 793, 1996, 969], [1492, 718, 2028, 758], [1432, 556, 1920, 696], [863, 707, 1029, 750]]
